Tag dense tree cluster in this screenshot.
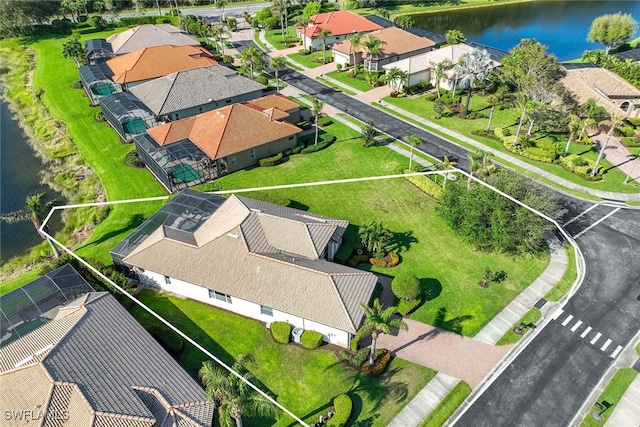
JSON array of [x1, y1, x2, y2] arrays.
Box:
[[436, 170, 558, 256]]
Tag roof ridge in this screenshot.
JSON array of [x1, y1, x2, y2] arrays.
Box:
[[210, 104, 234, 158], [158, 71, 180, 115], [328, 275, 357, 333], [52, 380, 98, 417], [302, 223, 320, 258]]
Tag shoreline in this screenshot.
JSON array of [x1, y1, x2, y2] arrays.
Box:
[[377, 0, 536, 18]]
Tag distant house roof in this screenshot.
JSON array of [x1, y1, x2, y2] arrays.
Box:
[[561, 63, 640, 116], [333, 27, 435, 58], [0, 291, 213, 426], [613, 47, 640, 63], [106, 44, 218, 84], [467, 42, 510, 62], [119, 190, 377, 334], [363, 14, 395, 29], [245, 93, 301, 113], [146, 99, 300, 160], [406, 27, 446, 46], [106, 24, 199, 55], [383, 43, 500, 75], [129, 65, 266, 116], [302, 10, 382, 39]]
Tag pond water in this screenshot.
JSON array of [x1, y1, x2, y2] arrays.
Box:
[[411, 0, 640, 60]]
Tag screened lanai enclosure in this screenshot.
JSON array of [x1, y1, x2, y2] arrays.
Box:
[[135, 133, 225, 192], [0, 264, 94, 348], [85, 38, 114, 64], [100, 91, 158, 140], [79, 64, 120, 105], [111, 189, 226, 268]]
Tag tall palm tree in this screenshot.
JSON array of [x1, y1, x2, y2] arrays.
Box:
[[347, 32, 362, 75], [272, 0, 289, 41], [210, 22, 231, 54], [457, 48, 493, 116], [311, 97, 325, 146], [577, 98, 609, 141], [386, 66, 402, 93], [239, 45, 264, 79], [467, 150, 482, 189], [564, 113, 582, 154], [592, 114, 624, 177], [61, 34, 84, 67], [403, 134, 422, 170], [485, 94, 500, 134], [355, 299, 408, 365], [440, 155, 458, 188], [514, 94, 530, 142], [476, 151, 497, 180], [1, 193, 61, 257], [358, 221, 393, 256], [215, 0, 228, 20], [432, 59, 452, 99], [362, 34, 386, 73], [318, 28, 332, 63], [199, 355, 277, 427], [269, 56, 287, 92]]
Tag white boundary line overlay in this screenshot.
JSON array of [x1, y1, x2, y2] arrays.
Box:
[[572, 207, 621, 240]]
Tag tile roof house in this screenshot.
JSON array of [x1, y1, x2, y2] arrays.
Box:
[[297, 10, 382, 50], [105, 44, 218, 89], [129, 65, 266, 122], [111, 190, 378, 347], [106, 24, 200, 56], [135, 95, 301, 192], [99, 91, 158, 140], [332, 27, 435, 70], [1, 267, 213, 426], [561, 63, 640, 118]]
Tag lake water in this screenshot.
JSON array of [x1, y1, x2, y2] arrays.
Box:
[[412, 0, 640, 61], [0, 94, 61, 265]]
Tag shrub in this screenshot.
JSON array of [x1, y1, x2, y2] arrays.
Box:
[[147, 324, 184, 355], [340, 348, 369, 367], [124, 150, 144, 168], [300, 330, 323, 349], [336, 63, 342, 71], [621, 136, 640, 147], [327, 394, 352, 427], [370, 257, 388, 268], [271, 321, 292, 343], [296, 120, 311, 130], [227, 17, 237, 31], [317, 116, 333, 127], [94, 111, 105, 123], [350, 336, 360, 351], [403, 169, 443, 199], [301, 135, 335, 154], [614, 125, 636, 137], [299, 48, 311, 55], [502, 128, 512, 137], [348, 254, 369, 267], [571, 156, 588, 167], [387, 252, 400, 267], [255, 76, 269, 86], [628, 118, 640, 127], [398, 298, 421, 315], [406, 81, 432, 95], [258, 152, 284, 167], [391, 273, 420, 301], [361, 349, 391, 377], [70, 80, 83, 89], [558, 154, 602, 180]]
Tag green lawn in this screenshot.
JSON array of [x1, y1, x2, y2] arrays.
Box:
[[264, 26, 298, 51], [580, 368, 638, 427], [496, 308, 541, 345], [198, 120, 549, 336], [356, 0, 533, 18], [287, 50, 332, 69], [420, 381, 472, 427], [545, 243, 578, 301], [326, 70, 373, 93], [383, 94, 640, 194], [132, 290, 436, 426], [317, 76, 357, 95]]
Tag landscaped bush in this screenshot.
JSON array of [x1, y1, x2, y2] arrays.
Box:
[[558, 154, 602, 180], [317, 116, 333, 127], [614, 125, 636, 137], [406, 81, 432, 95], [391, 273, 420, 301], [403, 169, 443, 199], [94, 111, 105, 123], [350, 336, 360, 351], [361, 349, 391, 377], [347, 254, 369, 267], [621, 136, 640, 147], [270, 321, 292, 343], [496, 129, 557, 163], [336, 63, 342, 71], [255, 76, 269, 86], [628, 118, 640, 127], [300, 330, 323, 349], [370, 257, 388, 268], [326, 394, 352, 427], [301, 135, 336, 154], [339, 348, 369, 368], [147, 324, 184, 355], [258, 152, 284, 167], [226, 17, 237, 32], [124, 150, 144, 168], [70, 80, 83, 89], [298, 48, 311, 55], [387, 252, 400, 267], [296, 120, 311, 130]]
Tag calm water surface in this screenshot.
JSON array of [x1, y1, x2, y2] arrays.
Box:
[[412, 0, 640, 60]]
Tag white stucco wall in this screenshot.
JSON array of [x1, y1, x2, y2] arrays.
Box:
[[137, 269, 351, 347], [334, 51, 350, 67]]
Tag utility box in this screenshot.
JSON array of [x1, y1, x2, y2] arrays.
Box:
[[292, 327, 304, 344]]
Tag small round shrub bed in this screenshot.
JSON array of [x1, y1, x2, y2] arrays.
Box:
[[124, 150, 145, 168], [326, 394, 352, 426], [369, 252, 399, 268], [147, 324, 184, 356], [392, 273, 420, 301], [94, 111, 105, 123], [300, 330, 323, 349], [361, 349, 391, 377], [271, 321, 292, 344]]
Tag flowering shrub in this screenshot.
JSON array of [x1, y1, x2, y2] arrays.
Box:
[[370, 257, 388, 268], [361, 349, 391, 377]]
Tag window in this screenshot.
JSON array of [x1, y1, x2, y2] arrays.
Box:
[[175, 113, 179, 120], [226, 99, 231, 104], [164, 275, 171, 285], [209, 289, 232, 303], [199, 107, 203, 112], [260, 305, 273, 316], [288, 136, 294, 140], [231, 155, 236, 166], [250, 149, 256, 159]]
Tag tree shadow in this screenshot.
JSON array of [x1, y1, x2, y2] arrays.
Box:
[[389, 230, 418, 253], [76, 213, 145, 249], [433, 307, 474, 335], [288, 199, 309, 211], [421, 278, 442, 301]]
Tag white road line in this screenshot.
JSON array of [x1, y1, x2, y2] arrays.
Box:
[[562, 314, 574, 326], [600, 339, 612, 352], [570, 320, 583, 332], [580, 326, 593, 338], [562, 204, 600, 227], [590, 332, 602, 345], [610, 345, 623, 358], [573, 208, 621, 240], [551, 308, 564, 320]]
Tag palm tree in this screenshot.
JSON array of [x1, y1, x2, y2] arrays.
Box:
[[239, 45, 264, 79], [347, 32, 362, 75], [1, 193, 61, 257], [361, 34, 386, 73], [577, 98, 609, 141], [386, 67, 402, 93], [269, 56, 287, 92], [514, 94, 530, 142], [311, 97, 325, 146], [319, 28, 332, 63], [62, 34, 84, 67], [432, 59, 452, 99], [467, 150, 482, 189], [393, 15, 414, 30], [215, 0, 228, 20], [564, 113, 582, 154], [440, 155, 458, 189], [358, 221, 393, 256], [592, 114, 624, 177], [199, 355, 277, 427], [361, 120, 377, 147], [485, 94, 500, 134], [476, 151, 497, 180], [355, 299, 408, 365], [210, 22, 231, 54], [457, 48, 493, 116], [272, 0, 289, 41], [403, 134, 422, 170]]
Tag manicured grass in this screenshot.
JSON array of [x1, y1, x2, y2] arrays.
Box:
[[199, 120, 549, 336], [496, 308, 541, 345], [264, 26, 298, 51], [627, 200, 640, 206], [326, 70, 373, 93], [545, 243, 578, 301], [132, 290, 436, 426], [420, 381, 472, 427], [317, 76, 357, 95], [287, 50, 331, 69], [580, 368, 638, 427], [356, 0, 533, 18], [383, 94, 640, 194], [636, 342, 640, 356]]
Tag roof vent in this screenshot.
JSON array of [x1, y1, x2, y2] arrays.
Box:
[[35, 344, 54, 356], [226, 232, 239, 239], [14, 355, 34, 368], [208, 98, 213, 103], [250, 208, 262, 213]]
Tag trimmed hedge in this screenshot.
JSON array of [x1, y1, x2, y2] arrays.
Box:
[[339, 347, 369, 368], [317, 116, 333, 127], [300, 330, 323, 349], [348, 254, 369, 267], [403, 169, 443, 199], [557, 154, 602, 181], [301, 135, 336, 154], [495, 128, 557, 163], [327, 394, 352, 427], [271, 321, 292, 344], [391, 273, 420, 301], [258, 152, 284, 167], [147, 324, 184, 355], [119, 16, 160, 26], [398, 298, 421, 316], [621, 136, 640, 147]]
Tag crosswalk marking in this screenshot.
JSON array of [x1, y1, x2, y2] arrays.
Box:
[[573, 208, 621, 240], [610, 345, 623, 358], [562, 315, 574, 326], [570, 320, 583, 332], [551, 308, 564, 320], [580, 326, 592, 338], [562, 204, 599, 227], [590, 332, 602, 345], [600, 339, 612, 352]]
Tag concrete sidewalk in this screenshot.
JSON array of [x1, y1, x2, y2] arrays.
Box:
[[604, 373, 640, 426]]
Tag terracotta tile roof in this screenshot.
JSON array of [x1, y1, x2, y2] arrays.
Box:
[[302, 10, 381, 39], [147, 100, 300, 159], [106, 45, 217, 84], [106, 24, 199, 55], [245, 93, 300, 112], [333, 27, 435, 57]]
